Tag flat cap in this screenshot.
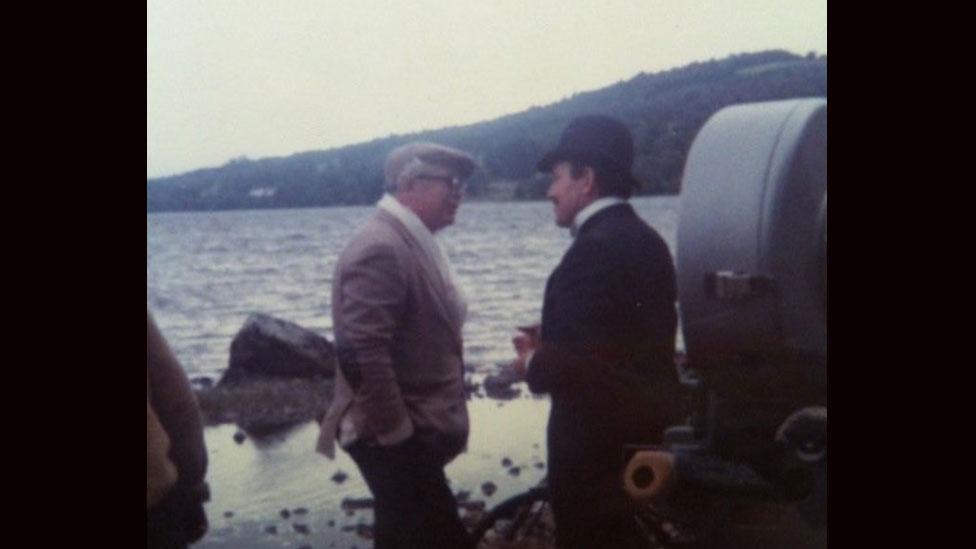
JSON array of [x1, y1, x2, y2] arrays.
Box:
[[384, 142, 477, 185]]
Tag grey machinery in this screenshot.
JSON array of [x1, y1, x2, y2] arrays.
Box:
[[623, 98, 827, 537]]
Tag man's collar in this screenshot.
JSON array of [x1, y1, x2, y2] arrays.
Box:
[[377, 194, 434, 240], [570, 197, 626, 237]]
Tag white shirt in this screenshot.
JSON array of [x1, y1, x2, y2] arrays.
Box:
[[376, 194, 468, 324], [570, 196, 626, 237]]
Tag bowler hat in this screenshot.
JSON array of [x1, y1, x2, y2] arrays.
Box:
[[537, 115, 641, 188]]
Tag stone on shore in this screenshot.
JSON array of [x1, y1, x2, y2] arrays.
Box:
[[220, 313, 337, 386], [194, 314, 338, 436], [341, 497, 375, 512], [483, 363, 522, 400], [191, 376, 214, 389], [196, 375, 334, 436], [458, 500, 486, 512]]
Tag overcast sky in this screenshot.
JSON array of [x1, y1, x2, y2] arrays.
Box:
[[147, 0, 826, 179]]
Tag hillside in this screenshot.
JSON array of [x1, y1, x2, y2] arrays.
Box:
[[147, 50, 826, 212]]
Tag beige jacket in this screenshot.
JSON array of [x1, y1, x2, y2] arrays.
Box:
[[316, 209, 468, 464]]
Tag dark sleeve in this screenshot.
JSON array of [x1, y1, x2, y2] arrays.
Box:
[[147, 311, 208, 489], [526, 239, 625, 394], [526, 342, 603, 394]]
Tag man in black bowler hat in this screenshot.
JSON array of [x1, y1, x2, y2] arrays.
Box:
[[512, 115, 687, 548]]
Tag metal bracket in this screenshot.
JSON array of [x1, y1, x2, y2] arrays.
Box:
[[704, 271, 775, 301]]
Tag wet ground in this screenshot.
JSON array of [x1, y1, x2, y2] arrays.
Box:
[[197, 394, 550, 548]]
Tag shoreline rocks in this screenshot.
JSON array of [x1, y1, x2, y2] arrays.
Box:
[[483, 363, 523, 400], [220, 313, 337, 386], [195, 314, 338, 437], [193, 313, 537, 438], [195, 376, 334, 435]]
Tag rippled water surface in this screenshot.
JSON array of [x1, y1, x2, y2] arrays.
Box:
[[148, 196, 682, 377]]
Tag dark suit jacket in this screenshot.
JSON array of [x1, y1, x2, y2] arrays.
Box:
[[527, 203, 686, 503]]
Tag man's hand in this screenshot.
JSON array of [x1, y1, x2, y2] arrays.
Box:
[[511, 323, 540, 378]]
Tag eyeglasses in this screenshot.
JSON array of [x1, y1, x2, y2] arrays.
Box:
[[416, 175, 466, 193]]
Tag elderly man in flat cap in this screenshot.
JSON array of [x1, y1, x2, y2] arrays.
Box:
[[317, 142, 476, 548], [512, 115, 688, 548]]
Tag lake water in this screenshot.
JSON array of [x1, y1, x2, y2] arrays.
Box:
[[147, 196, 682, 548]]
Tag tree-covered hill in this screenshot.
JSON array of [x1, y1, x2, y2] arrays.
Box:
[[147, 50, 826, 212]]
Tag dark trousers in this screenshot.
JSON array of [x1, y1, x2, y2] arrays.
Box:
[[346, 436, 473, 549], [550, 476, 648, 549]]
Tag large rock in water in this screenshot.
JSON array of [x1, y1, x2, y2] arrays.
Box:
[[220, 313, 336, 386]]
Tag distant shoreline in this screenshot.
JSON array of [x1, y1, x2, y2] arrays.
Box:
[[147, 192, 680, 214]]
